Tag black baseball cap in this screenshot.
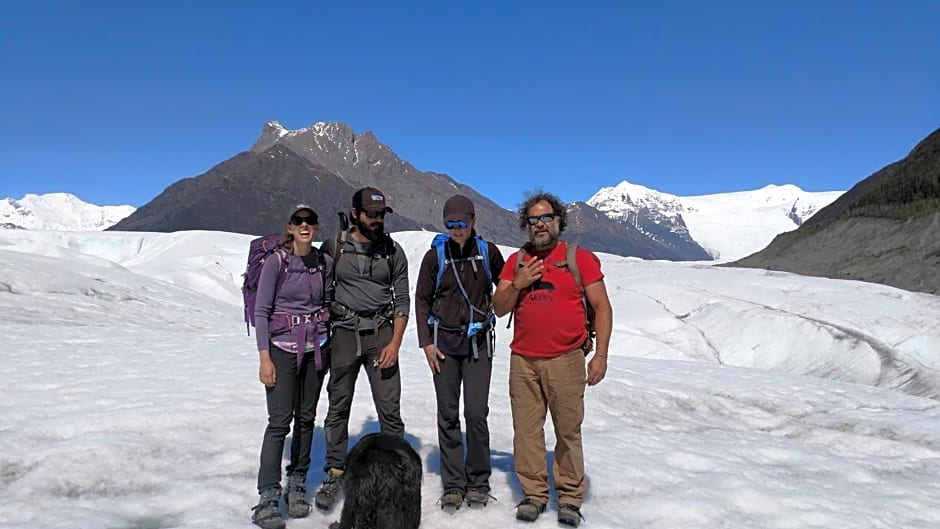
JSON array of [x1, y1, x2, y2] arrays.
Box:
[[352, 187, 394, 213]]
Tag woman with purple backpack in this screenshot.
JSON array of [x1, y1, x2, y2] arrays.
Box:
[[251, 204, 334, 529]]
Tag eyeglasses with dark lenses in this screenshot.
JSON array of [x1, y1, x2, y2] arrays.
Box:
[[444, 220, 469, 230], [290, 215, 318, 226], [526, 213, 558, 225], [363, 209, 387, 219]]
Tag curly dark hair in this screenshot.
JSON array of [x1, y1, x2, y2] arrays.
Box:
[[517, 190, 567, 232]]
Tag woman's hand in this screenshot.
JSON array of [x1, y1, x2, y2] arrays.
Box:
[[259, 350, 276, 387]]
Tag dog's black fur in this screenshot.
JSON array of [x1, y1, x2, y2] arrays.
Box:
[[332, 432, 422, 529]]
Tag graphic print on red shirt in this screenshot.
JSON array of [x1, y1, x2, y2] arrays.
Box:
[[499, 242, 603, 358]]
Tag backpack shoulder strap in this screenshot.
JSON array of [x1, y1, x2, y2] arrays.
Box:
[[385, 234, 396, 296], [431, 233, 450, 294], [565, 242, 593, 339], [475, 235, 493, 288], [310, 246, 327, 294], [271, 248, 288, 296], [330, 229, 348, 287], [333, 229, 346, 255], [565, 242, 583, 292]]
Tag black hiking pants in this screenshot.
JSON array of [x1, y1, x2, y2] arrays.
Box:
[[434, 331, 493, 493], [323, 324, 404, 471], [258, 345, 327, 493]]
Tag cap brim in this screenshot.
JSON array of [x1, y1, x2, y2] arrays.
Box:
[[365, 206, 393, 214]]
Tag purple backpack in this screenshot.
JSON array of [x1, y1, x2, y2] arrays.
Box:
[[241, 234, 288, 334]]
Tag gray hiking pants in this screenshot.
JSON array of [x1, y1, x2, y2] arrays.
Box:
[[433, 332, 493, 493], [257, 345, 327, 493], [323, 325, 404, 471]]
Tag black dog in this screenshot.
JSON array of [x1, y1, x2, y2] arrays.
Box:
[[330, 432, 422, 529]]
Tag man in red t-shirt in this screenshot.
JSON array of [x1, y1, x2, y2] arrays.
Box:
[[493, 192, 613, 527]]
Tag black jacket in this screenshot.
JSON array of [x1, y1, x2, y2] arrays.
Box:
[[414, 233, 504, 348]]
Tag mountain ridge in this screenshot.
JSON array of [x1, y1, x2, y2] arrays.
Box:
[[103, 120, 709, 260], [730, 127, 940, 294], [0, 193, 135, 231], [589, 181, 843, 260]]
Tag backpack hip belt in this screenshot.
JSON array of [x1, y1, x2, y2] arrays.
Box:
[[428, 313, 496, 360], [330, 301, 394, 358], [271, 309, 329, 370]]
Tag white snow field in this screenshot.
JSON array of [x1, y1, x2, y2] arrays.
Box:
[[0, 229, 938, 529]]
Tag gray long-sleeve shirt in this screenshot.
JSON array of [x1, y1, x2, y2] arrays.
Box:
[[320, 230, 410, 331]]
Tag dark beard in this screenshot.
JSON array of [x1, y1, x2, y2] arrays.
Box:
[[356, 217, 385, 242], [528, 229, 557, 251]]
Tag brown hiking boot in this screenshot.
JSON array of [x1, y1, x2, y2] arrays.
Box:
[[465, 487, 494, 507], [314, 468, 344, 511], [558, 504, 584, 527], [515, 497, 546, 522], [438, 489, 465, 513]]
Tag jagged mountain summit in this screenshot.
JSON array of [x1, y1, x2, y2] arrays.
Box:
[[112, 120, 522, 243], [0, 193, 134, 231], [588, 181, 843, 260], [250, 121, 716, 259], [108, 120, 704, 260], [249, 120, 524, 244]]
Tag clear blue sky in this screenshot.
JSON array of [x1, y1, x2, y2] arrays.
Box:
[[1, 1, 938, 209]]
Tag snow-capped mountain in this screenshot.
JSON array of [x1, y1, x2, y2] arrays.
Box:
[[0, 193, 135, 231], [588, 181, 843, 260]]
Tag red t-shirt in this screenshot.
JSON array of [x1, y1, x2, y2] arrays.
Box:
[[500, 242, 604, 358]]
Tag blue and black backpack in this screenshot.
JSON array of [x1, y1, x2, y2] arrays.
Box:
[[428, 233, 495, 359]]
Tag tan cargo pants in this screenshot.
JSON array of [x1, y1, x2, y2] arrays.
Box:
[[509, 348, 586, 507]]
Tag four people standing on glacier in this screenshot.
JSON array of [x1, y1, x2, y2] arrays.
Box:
[[249, 189, 612, 529]]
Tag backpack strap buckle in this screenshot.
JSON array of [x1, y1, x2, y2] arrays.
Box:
[[290, 314, 314, 326]]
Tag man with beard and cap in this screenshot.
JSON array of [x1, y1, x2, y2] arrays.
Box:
[[414, 195, 505, 512], [314, 187, 411, 512], [492, 191, 613, 527]]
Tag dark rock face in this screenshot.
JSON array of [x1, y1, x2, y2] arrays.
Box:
[[249, 121, 524, 245], [730, 128, 940, 294], [563, 202, 710, 260], [109, 121, 713, 259], [107, 145, 407, 237]]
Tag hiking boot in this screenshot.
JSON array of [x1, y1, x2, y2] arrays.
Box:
[[251, 488, 286, 529], [438, 489, 465, 513], [314, 468, 344, 511], [558, 504, 584, 527], [514, 497, 545, 522], [286, 473, 311, 518], [465, 487, 494, 508]]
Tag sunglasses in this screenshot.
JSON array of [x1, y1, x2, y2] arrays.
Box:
[[363, 209, 387, 219], [290, 215, 318, 226], [444, 220, 469, 230], [526, 213, 558, 225]]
